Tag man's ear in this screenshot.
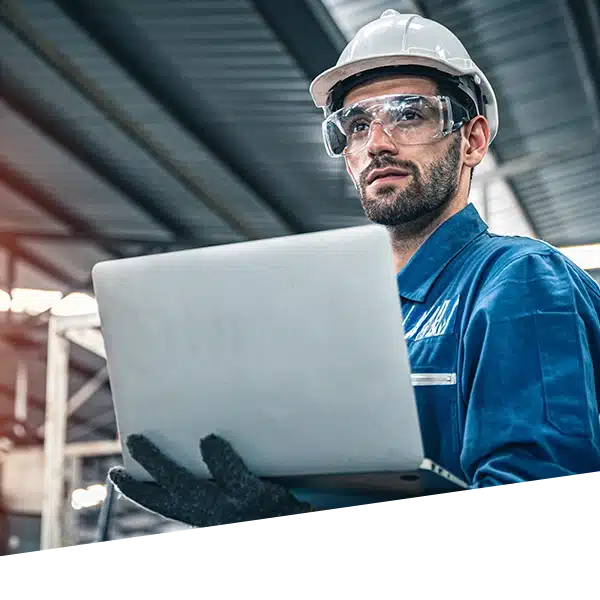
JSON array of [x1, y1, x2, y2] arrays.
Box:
[[463, 116, 490, 168]]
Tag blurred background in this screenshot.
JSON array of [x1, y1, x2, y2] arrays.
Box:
[[0, 0, 598, 554]]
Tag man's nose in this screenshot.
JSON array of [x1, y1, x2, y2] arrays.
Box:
[[366, 121, 398, 157]]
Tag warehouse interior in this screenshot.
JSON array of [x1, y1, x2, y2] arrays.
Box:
[[0, 0, 599, 553]]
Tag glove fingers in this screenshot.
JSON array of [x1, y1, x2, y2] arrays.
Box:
[[110, 467, 229, 528], [126, 434, 197, 494], [199, 439, 313, 518], [200, 434, 264, 498], [108, 466, 177, 517]]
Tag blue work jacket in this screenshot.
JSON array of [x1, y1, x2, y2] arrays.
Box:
[[401, 202, 600, 487]]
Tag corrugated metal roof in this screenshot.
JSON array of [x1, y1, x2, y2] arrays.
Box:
[[0, 8, 241, 245], [113, 0, 360, 230], [1, 1, 600, 546], [421, 0, 600, 247], [323, 0, 421, 37]]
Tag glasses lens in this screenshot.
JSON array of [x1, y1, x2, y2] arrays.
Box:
[[324, 95, 446, 156]]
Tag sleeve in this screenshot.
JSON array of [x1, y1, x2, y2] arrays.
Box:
[[459, 250, 600, 487]]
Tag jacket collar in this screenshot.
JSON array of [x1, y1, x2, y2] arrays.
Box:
[[396, 203, 488, 303]]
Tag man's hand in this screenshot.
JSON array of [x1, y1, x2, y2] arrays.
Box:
[[108, 433, 313, 527]]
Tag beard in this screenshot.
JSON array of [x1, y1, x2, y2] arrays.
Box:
[[357, 133, 462, 229]]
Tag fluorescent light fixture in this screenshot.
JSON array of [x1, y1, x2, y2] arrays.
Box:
[[9, 288, 62, 315], [0, 290, 10, 311], [71, 488, 89, 510], [51, 292, 98, 316], [0, 289, 98, 316], [71, 483, 107, 510]]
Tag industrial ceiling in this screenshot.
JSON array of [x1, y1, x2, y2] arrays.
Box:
[[0, 0, 598, 543]]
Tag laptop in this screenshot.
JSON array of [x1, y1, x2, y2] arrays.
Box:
[[91, 224, 467, 510]]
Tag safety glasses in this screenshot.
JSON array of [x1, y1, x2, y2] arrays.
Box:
[[322, 94, 472, 157]]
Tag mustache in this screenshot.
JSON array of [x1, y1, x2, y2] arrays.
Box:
[[359, 155, 418, 186]]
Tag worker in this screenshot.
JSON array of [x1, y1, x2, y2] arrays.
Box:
[[107, 10, 600, 527]]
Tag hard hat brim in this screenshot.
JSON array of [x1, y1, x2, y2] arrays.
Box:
[[309, 53, 499, 142], [310, 54, 474, 108]]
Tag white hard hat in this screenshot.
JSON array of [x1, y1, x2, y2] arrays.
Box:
[[310, 10, 499, 142]]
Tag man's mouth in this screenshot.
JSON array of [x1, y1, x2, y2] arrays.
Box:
[[366, 167, 411, 185]]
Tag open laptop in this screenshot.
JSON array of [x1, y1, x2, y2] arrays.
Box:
[[91, 224, 467, 509]]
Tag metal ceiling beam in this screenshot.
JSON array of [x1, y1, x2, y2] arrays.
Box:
[[583, 0, 600, 60], [0, 158, 125, 260], [2, 331, 106, 383], [0, 229, 188, 250], [250, 0, 347, 79], [53, 0, 304, 235], [472, 136, 600, 184], [0, 0, 265, 242], [0, 65, 202, 246], [0, 331, 115, 441], [0, 238, 76, 287], [556, 0, 600, 139], [0, 382, 115, 440], [5, 252, 15, 305]]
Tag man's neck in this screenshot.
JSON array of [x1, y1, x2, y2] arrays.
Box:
[[388, 198, 468, 274]]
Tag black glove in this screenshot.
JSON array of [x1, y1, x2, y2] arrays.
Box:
[[108, 433, 313, 527]]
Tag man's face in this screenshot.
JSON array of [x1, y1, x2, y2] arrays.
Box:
[[343, 75, 463, 227]]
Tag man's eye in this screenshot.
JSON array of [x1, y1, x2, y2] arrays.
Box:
[[395, 109, 423, 122], [347, 119, 370, 134]]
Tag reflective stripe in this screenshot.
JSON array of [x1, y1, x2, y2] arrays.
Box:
[[411, 373, 457, 386]]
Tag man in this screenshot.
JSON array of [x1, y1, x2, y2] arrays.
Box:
[[108, 10, 600, 527]]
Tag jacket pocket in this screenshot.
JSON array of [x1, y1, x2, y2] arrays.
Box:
[[536, 312, 594, 438], [408, 335, 461, 475]]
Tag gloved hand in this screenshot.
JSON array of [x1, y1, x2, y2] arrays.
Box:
[[108, 433, 313, 527]]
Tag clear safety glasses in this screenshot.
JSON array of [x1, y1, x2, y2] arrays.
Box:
[[322, 94, 472, 158]]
